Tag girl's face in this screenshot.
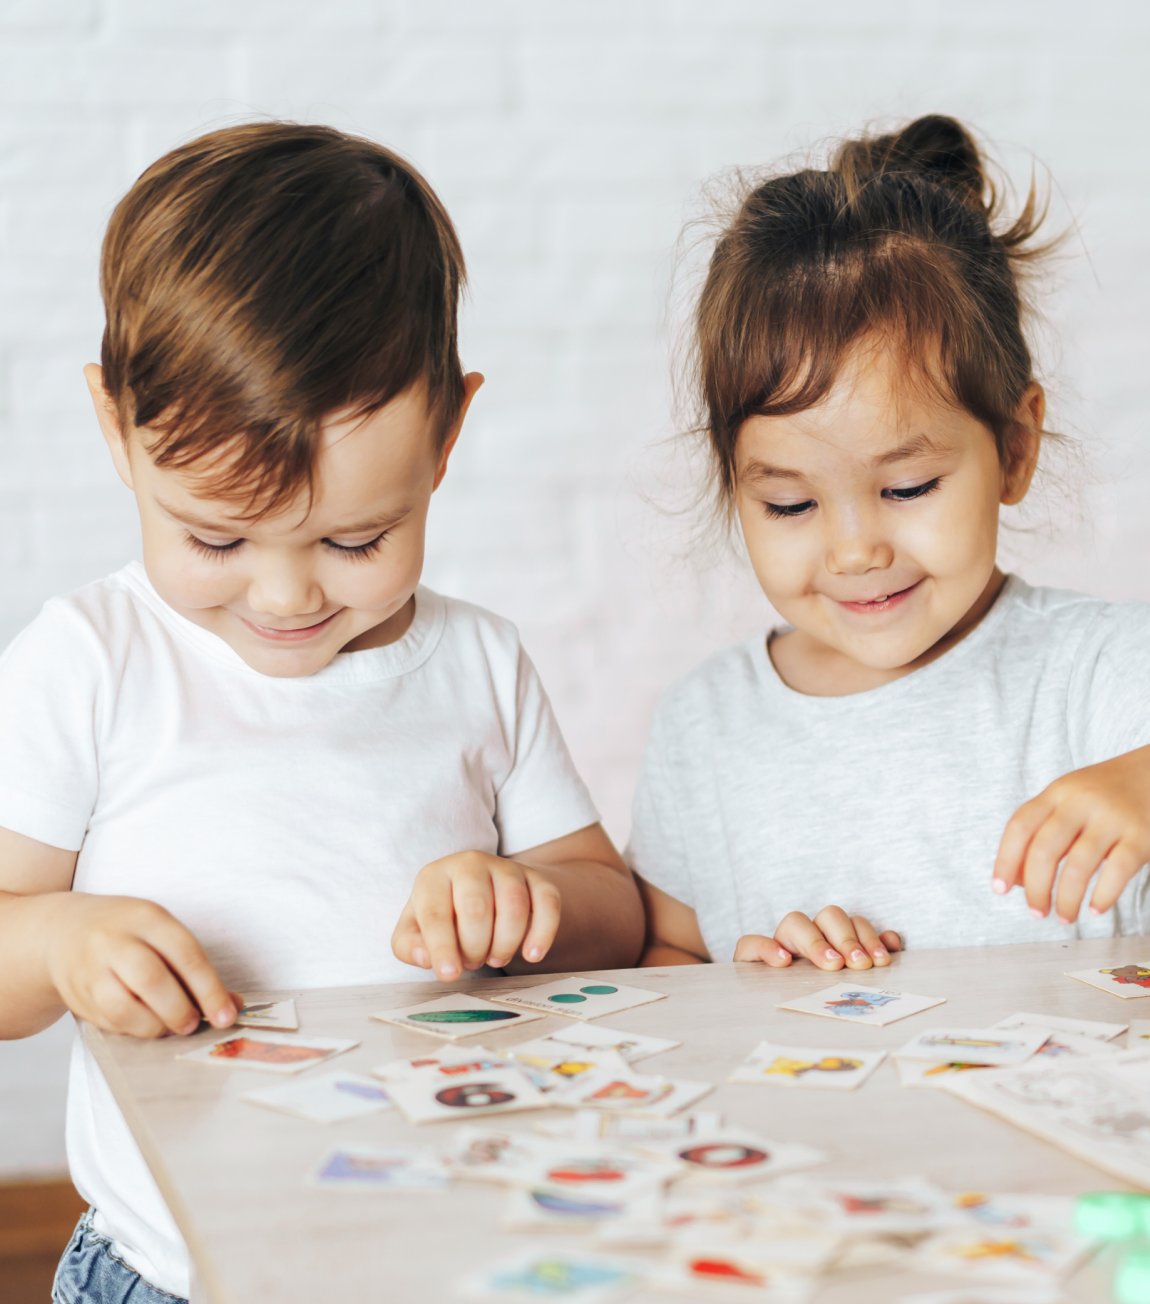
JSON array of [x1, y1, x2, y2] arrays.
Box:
[[734, 345, 1042, 683]]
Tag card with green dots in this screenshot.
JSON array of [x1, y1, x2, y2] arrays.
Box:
[[492, 978, 668, 1021]]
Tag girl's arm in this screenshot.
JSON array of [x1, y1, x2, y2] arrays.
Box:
[[391, 823, 646, 980], [635, 876, 711, 966], [994, 744, 1150, 923]]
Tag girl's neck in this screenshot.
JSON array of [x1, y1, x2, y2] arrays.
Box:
[[768, 567, 1008, 698]]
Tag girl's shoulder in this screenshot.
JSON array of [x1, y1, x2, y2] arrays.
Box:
[[996, 575, 1150, 657]]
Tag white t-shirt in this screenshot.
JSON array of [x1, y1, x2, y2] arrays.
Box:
[[627, 576, 1150, 964], [0, 562, 599, 1297]]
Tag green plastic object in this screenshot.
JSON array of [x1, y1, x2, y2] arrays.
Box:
[[1075, 1191, 1150, 1240], [1115, 1247, 1150, 1304]]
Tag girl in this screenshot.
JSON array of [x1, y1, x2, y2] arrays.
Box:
[[629, 115, 1150, 973]]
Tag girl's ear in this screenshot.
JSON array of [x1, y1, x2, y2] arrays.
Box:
[[84, 364, 135, 491], [1000, 382, 1045, 507]]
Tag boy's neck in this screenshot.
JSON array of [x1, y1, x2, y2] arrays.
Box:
[[769, 568, 1008, 698]]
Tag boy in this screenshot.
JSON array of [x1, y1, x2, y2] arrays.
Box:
[[0, 122, 643, 1303]]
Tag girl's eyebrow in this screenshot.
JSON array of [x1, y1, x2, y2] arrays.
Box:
[[876, 432, 954, 465]]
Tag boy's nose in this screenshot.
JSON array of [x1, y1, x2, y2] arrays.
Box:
[[245, 562, 324, 618]]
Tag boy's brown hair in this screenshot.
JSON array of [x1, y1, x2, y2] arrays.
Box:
[[100, 121, 466, 514], [689, 114, 1053, 517]]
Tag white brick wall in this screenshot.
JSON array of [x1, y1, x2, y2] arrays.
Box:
[[1, 0, 1147, 1174]]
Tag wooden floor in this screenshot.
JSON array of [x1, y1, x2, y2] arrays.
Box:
[[0, 1179, 87, 1304]]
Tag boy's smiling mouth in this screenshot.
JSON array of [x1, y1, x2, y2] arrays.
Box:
[[238, 612, 342, 642]]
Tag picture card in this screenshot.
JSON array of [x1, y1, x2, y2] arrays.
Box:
[[560, 1067, 713, 1118], [494, 978, 667, 1021], [527, 1147, 682, 1203], [448, 1127, 562, 1185], [370, 992, 545, 1039], [234, 997, 298, 1031], [518, 1022, 681, 1064], [1066, 963, 1150, 999], [386, 1065, 547, 1124], [774, 1176, 956, 1236], [992, 1011, 1127, 1042], [242, 1070, 390, 1123], [656, 1127, 826, 1186], [651, 1246, 816, 1302], [311, 1145, 449, 1192], [914, 1224, 1094, 1282], [896, 1058, 992, 1089], [728, 1041, 886, 1090], [177, 1032, 357, 1074], [536, 1110, 724, 1144], [508, 1039, 632, 1088], [501, 1186, 663, 1235], [1031, 1029, 1120, 1061], [776, 984, 945, 1027], [372, 1045, 515, 1084], [894, 1027, 1050, 1067], [1129, 1019, 1150, 1049], [456, 1248, 649, 1303]]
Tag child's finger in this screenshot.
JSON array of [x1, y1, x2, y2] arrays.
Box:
[[486, 868, 532, 969], [812, 906, 872, 969], [774, 912, 843, 971], [993, 793, 1054, 892], [878, 930, 902, 953], [1052, 825, 1116, 923], [850, 916, 892, 966], [1090, 843, 1150, 916], [112, 947, 204, 1035], [410, 880, 466, 981], [449, 860, 496, 971], [1021, 809, 1086, 917], [89, 972, 167, 1039], [140, 912, 235, 1028], [390, 903, 431, 969], [733, 934, 792, 965], [518, 873, 562, 964]]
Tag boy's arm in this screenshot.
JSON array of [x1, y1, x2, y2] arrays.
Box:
[[634, 875, 711, 966], [0, 825, 238, 1040], [994, 743, 1150, 923], [392, 823, 646, 980]]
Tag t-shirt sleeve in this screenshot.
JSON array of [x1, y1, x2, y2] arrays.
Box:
[[493, 646, 601, 856], [0, 602, 102, 852], [624, 701, 694, 909], [1067, 600, 1150, 768]]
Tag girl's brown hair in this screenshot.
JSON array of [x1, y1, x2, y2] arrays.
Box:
[[100, 121, 466, 515], [690, 114, 1051, 515]]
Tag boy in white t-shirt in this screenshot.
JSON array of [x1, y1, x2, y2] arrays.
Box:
[[0, 123, 643, 1304]]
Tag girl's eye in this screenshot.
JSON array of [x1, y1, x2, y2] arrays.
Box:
[[765, 499, 816, 519], [323, 532, 388, 559], [185, 533, 243, 560], [884, 477, 942, 502]]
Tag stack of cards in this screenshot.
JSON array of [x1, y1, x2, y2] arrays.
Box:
[[776, 985, 945, 1026], [243, 1071, 390, 1123], [728, 1041, 886, 1090], [177, 1032, 358, 1074], [494, 978, 667, 1022], [371, 993, 545, 1040], [1066, 963, 1150, 999]]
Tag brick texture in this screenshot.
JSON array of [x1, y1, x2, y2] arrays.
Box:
[[1, 0, 1147, 1171]]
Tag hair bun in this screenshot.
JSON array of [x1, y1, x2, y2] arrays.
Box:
[[832, 114, 986, 207]]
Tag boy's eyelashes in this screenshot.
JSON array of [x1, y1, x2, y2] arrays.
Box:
[[761, 476, 943, 519], [182, 531, 390, 561]]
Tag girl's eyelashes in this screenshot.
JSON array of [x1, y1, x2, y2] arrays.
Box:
[[764, 499, 816, 519], [884, 476, 942, 502]]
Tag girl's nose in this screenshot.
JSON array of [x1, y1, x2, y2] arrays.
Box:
[[826, 524, 895, 576]]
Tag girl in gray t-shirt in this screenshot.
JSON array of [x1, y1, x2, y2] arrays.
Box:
[[628, 114, 1150, 971]]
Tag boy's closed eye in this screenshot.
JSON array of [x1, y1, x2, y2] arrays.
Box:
[[182, 529, 392, 561]]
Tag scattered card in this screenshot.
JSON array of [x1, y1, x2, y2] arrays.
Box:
[[494, 978, 667, 1021], [895, 1027, 1050, 1067], [776, 984, 945, 1027], [657, 1127, 826, 1186], [456, 1248, 648, 1303], [234, 997, 298, 1031], [763, 1175, 956, 1237], [900, 1289, 1066, 1304], [560, 1067, 713, 1118], [372, 1045, 516, 1084], [728, 1041, 886, 1090], [371, 993, 546, 1039], [896, 1058, 993, 1089], [992, 1011, 1127, 1042], [1129, 1019, 1150, 1049], [507, 1041, 633, 1094], [536, 1110, 724, 1144], [1066, 963, 1150, 999], [501, 1186, 663, 1234], [516, 1023, 681, 1064], [652, 1245, 815, 1301], [177, 1032, 357, 1074], [242, 1070, 390, 1123], [914, 1224, 1095, 1281], [386, 1065, 547, 1124], [311, 1145, 449, 1191]]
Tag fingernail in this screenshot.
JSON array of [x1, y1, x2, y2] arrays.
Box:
[[212, 1006, 234, 1027], [180, 1019, 199, 1036], [825, 948, 842, 962], [526, 946, 542, 962], [777, 948, 790, 962], [1029, 907, 1046, 920], [438, 963, 459, 979], [412, 947, 428, 967], [1088, 905, 1102, 917], [873, 947, 887, 959], [991, 879, 1008, 895], [1056, 914, 1072, 926], [851, 949, 867, 963], [488, 957, 508, 969]]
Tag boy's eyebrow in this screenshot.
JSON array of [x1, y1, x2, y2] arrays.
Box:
[[154, 498, 408, 535]]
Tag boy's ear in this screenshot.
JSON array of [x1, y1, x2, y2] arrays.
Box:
[[84, 364, 135, 491], [432, 371, 484, 491], [1000, 382, 1044, 507]]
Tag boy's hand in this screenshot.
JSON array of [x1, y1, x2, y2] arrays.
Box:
[[993, 746, 1150, 924], [43, 894, 238, 1038], [392, 851, 561, 981], [734, 907, 901, 971]]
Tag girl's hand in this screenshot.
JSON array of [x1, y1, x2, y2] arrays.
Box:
[[734, 907, 901, 971], [993, 745, 1150, 924], [392, 851, 562, 981], [42, 893, 238, 1038]]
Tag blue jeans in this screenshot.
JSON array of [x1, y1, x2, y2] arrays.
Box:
[[53, 1210, 188, 1304]]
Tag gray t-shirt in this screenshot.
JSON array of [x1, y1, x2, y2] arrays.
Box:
[[626, 576, 1150, 960]]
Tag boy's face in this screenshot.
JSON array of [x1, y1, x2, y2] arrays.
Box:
[[87, 367, 481, 678], [733, 344, 1041, 675]]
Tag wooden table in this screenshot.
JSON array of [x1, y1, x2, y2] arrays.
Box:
[[86, 938, 1149, 1303]]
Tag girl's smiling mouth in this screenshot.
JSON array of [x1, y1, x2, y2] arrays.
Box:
[[834, 579, 923, 616]]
